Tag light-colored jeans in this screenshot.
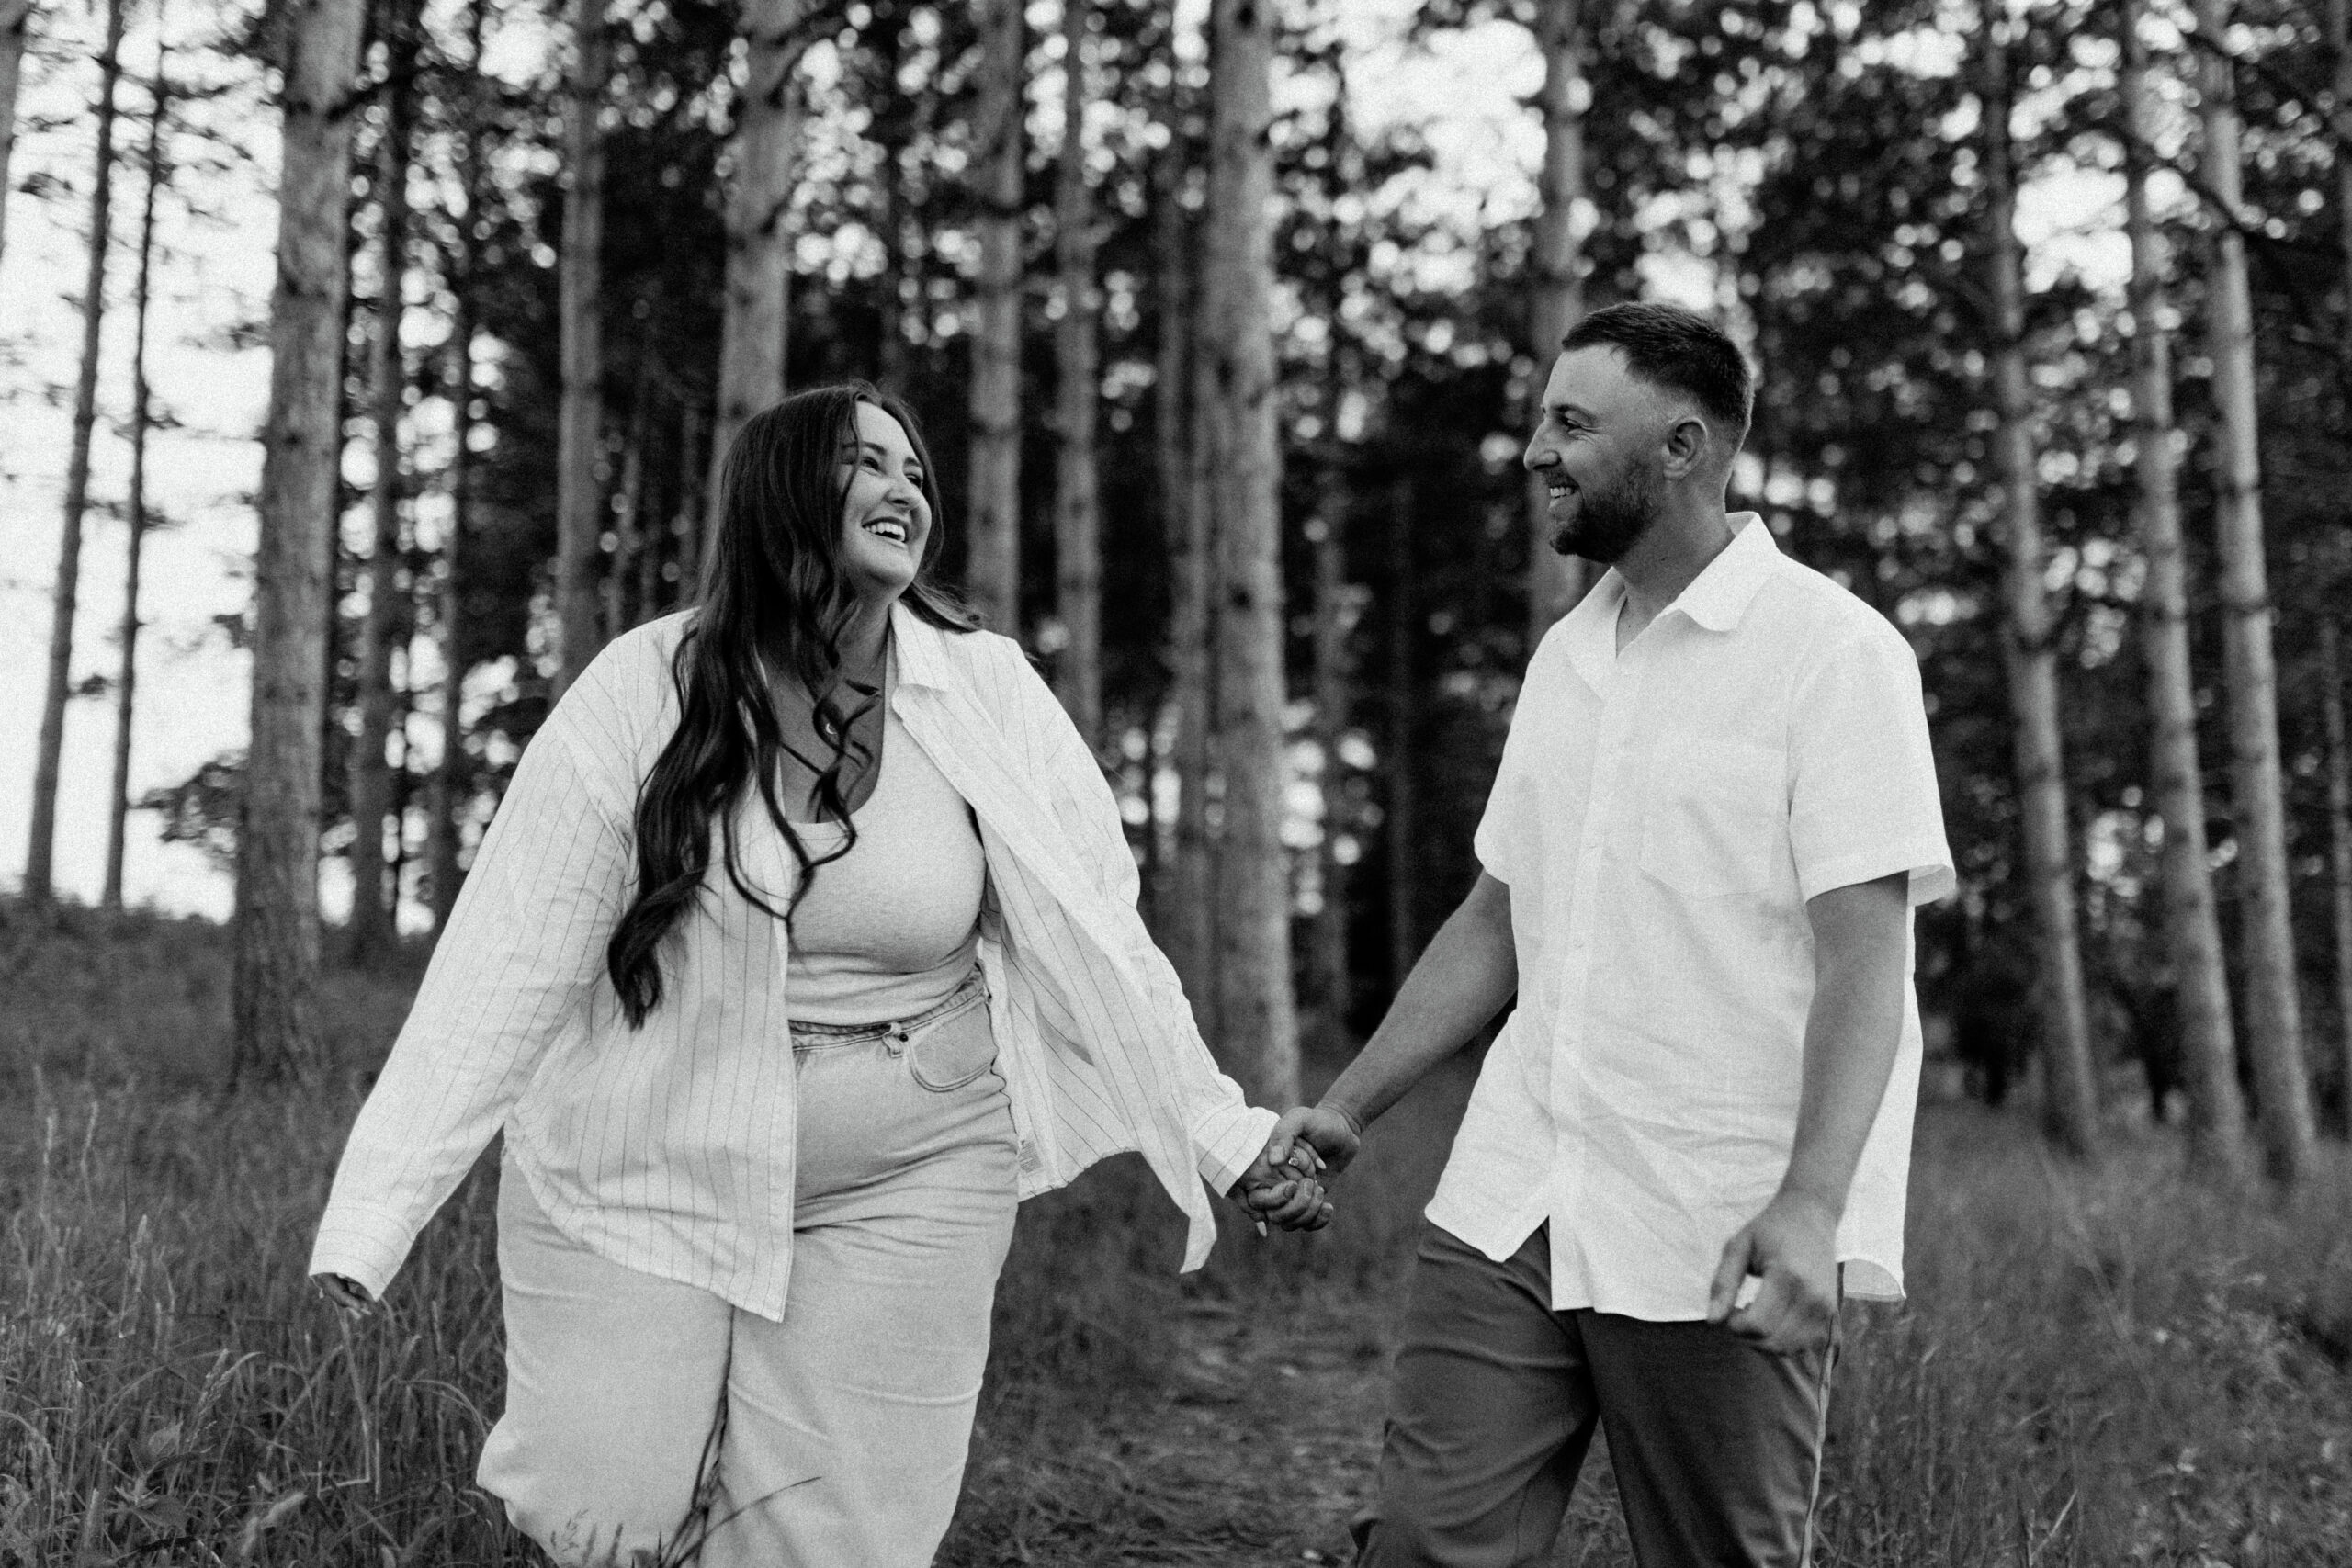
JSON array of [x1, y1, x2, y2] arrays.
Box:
[[478, 976, 1019, 1566]]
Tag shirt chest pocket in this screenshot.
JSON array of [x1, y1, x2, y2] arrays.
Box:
[[1637, 732, 1787, 899]]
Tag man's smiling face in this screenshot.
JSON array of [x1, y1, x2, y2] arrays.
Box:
[[1522, 345, 1668, 566]]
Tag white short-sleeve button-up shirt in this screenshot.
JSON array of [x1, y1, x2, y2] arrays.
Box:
[[1428, 514, 1954, 1321]]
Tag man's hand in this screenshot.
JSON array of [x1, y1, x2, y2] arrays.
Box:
[[1229, 1140, 1332, 1232], [1263, 1102, 1364, 1182], [1706, 1192, 1839, 1357]]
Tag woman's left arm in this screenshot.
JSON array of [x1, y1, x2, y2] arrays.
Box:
[[1003, 648, 1321, 1224]]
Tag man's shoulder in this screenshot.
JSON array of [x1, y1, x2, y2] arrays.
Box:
[[1750, 549, 1912, 662]]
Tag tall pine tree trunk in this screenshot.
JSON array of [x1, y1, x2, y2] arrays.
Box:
[[674, 401, 706, 600], [25, 0, 128, 907], [2197, 0, 2314, 1183], [1524, 0, 1587, 651], [2322, 615, 2352, 1136], [105, 23, 168, 916], [429, 0, 485, 934], [2120, 0, 2246, 1171], [967, 0, 1024, 633], [553, 0, 606, 696], [1983, 17, 2098, 1156], [1385, 478, 1419, 997], [429, 0, 486, 933], [1310, 509, 1351, 1026], [0, 0, 30, 276], [2330, 0, 2352, 1137], [348, 0, 420, 964], [232, 0, 368, 1084], [707, 0, 808, 538], [1051, 0, 1101, 743], [1199, 0, 1295, 1106], [1156, 131, 1212, 1009], [605, 359, 652, 635]]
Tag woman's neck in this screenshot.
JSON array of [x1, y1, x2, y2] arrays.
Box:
[[836, 598, 895, 680]]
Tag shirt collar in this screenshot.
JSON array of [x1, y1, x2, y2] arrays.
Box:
[[889, 599, 956, 691], [1670, 512, 1776, 632], [1555, 513, 1773, 692]]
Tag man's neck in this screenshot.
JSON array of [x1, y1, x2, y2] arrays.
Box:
[[1612, 495, 1736, 651]]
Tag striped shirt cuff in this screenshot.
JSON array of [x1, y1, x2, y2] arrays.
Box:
[[1193, 1102, 1280, 1195], [308, 1200, 423, 1303]]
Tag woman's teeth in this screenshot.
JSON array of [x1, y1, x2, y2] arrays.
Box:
[[863, 518, 908, 544]]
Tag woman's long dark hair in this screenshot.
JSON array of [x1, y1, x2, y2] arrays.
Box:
[[605, 382, 975, 1026]]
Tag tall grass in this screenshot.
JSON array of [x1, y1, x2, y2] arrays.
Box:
[[3, 907, 2348, 1564]]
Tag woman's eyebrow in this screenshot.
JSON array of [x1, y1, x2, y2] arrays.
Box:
[[846, 439, 922, 470]]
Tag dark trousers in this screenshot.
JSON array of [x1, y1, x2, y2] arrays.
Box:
[[1354, 1221, 1836, 1568]]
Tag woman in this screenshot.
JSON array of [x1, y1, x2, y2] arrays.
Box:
[[310, 382, 1328, 1567]]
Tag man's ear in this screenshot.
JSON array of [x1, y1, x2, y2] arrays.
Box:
[[1660, 412, 1713, 481]]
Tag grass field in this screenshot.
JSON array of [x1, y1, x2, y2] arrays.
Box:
[[3, 904, 2349, 1565]]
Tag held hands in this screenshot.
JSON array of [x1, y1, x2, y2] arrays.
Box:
[[1264, 1102, 1364, 1182], [1226, 1100, 1368, 1235], [1705, 1190, 1839, 1358], [1230, 1139, 1333, 1232]]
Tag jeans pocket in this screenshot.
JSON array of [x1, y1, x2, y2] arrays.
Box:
[[908, 1007, 998, 1092]]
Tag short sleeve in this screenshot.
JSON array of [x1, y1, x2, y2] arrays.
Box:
[[1787, 624, 1953, 907]]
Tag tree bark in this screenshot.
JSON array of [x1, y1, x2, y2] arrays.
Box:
[[429, 0, 487, 935], [347, 0, 421, 964], [1981, 15, 2098, 1156], [1524, 0, 1587, 651], [707, 0, 808, 541], [1198, 0, 1295, 1106], [1156, 132, 1212, 1010], [2322, 615, 2352, 1138], [1385, 478, 1419, 998], [105, 21, 169, 916], [966, 0, 1025, 634], [552, 0, 606, 696], [2119, 0, 2246, 1173], [2326, 0, 2352, 1142], [25, 0, 128, 907], [674, 400, 706, 603], [0, 0, 31, 277], [605, 357, 652, 636], [1310, 509, 1351, 1026], [1052, 0, 1101, 743], [2197, 0, 2315, 1184], [232, 0, 368, 1085]]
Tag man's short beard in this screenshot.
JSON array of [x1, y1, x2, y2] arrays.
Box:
[[1549, 463, 1658, 565]]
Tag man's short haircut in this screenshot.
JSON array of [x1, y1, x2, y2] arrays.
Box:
[[1560, 302, 1753, 449]]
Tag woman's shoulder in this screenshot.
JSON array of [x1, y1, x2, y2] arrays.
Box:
[[542, 611, 695, 763]]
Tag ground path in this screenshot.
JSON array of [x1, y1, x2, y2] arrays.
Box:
[[941, 1055, 1640, 1568]]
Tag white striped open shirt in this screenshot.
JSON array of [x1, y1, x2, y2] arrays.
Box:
[[310, 605, 1275, 1320]]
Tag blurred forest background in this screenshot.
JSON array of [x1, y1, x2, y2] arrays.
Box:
[[3, 0, 2352, 1562]]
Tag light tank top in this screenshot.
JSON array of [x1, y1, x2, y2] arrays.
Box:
[[782, 701, 987, 1025]]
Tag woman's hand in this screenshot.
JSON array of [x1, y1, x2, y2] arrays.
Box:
[[315, 1273, 375, 1315], [1229, 1140, 1333, 1233]]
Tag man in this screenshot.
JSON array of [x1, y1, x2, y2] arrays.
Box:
[[1269, 302, 1952, 1567]]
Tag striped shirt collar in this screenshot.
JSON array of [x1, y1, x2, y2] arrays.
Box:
[[890, 600, 959, 692]]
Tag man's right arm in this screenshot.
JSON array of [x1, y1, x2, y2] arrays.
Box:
[[1264, 871, 1519, 1177]]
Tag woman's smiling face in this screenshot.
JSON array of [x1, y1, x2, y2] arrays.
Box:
[[835, 401, 933, 605]]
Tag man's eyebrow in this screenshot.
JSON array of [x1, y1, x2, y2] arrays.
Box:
[[1546, 400, 1598, 422]]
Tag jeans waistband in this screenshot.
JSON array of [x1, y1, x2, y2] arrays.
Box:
[[786, 967, 988, 1046]]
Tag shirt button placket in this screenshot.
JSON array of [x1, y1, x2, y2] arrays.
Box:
[[1556, 643, 1643, 1214]]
